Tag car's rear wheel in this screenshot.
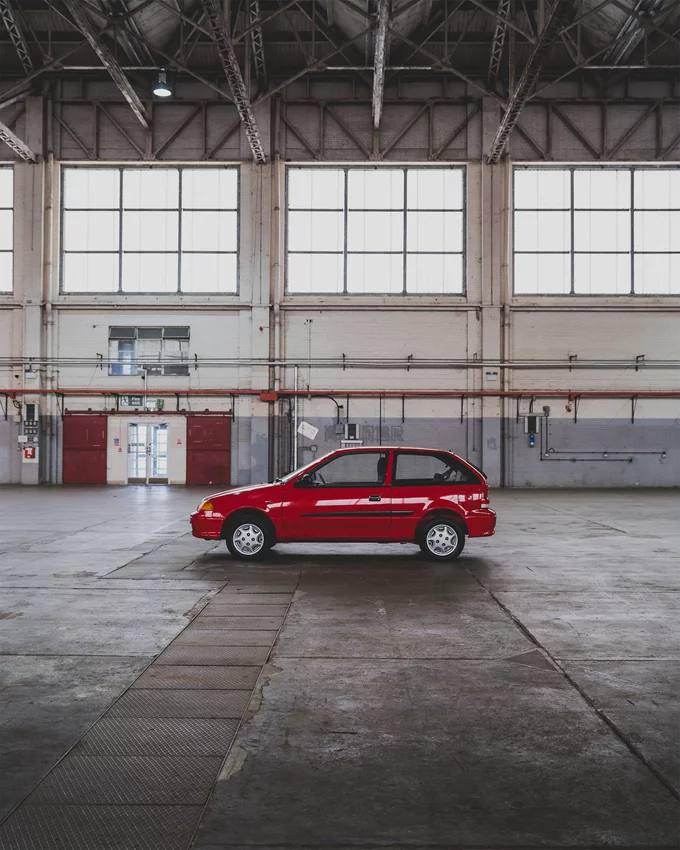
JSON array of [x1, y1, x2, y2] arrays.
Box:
[[225, 514, 272, 560], [418, 517, 465, 561]]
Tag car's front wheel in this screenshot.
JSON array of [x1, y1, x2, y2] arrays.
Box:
[[419, 517, 465, 561], [225, 514, 272, 560]]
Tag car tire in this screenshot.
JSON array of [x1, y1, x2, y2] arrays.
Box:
[[225, 514, 272, 560], [418, 517, 465, 561]]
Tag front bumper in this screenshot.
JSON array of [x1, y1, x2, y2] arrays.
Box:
[[190, 511, 224, 540], [465, 508, 497, 538]]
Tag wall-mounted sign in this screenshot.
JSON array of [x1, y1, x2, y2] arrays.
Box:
[[23, 446, 38, 463], [120, 395, 144, 408], [113, 437, 120, 446], [297, 421, 319, 440]]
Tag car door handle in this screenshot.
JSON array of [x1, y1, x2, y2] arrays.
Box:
[[368, 495, 381, 502]]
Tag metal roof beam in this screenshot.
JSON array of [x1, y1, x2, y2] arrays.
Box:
[[372, 0, 390, 129], [0, 0, 33, 73], [60, 0, 150, 129], [249, 0, 267, 88], [0, 118, 37, 162], [200, 0, 266, 164], [487, 0, 573, 163], [487, 0, 511, 84]]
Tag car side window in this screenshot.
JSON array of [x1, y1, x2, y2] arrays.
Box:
[[393, 452, 474, 485], [301, 452, 389, 488]]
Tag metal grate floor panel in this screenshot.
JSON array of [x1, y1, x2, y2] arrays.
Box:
[[173, 629, 278, 647], [189, 615, 284, 630], [75, 718, 239, 757], [211, 593, 293, 605], [109, 689, 252, 719], [28, 755, 222, 805], [131, 664, 261, 690], [199, 603, 289, 617], [0, 804, 201, 850], [157, 645, 271, 666]]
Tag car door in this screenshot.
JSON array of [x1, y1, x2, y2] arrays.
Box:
[[283, 450, 392, 541], [389, 450, 475, 539]]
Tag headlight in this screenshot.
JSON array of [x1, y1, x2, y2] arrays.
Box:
[[198, 500, 214, 511]]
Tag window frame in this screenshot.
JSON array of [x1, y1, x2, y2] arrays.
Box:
[[0, 164, 13, 294], [513, 164, 680, 297], [60, 164, 240, 296], [294, 449, 391, 489], [392, 450, 478, 487], [108, 325, 190, 377], [285, 165, 466, 296]]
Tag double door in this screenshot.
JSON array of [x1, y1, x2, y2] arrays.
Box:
[[127, 423, 168, 484]]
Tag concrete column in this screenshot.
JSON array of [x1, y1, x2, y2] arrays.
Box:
[[239, 157, 272, 484], [13, 97, 45, 484], [480, 98, 505, 486]]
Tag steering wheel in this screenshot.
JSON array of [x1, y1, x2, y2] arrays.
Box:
[[315, 472, 326, 486]]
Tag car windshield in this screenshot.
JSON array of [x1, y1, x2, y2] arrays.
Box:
[[273, 453, 333, 484]]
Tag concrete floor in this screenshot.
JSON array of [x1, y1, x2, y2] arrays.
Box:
[[0, 486, 678, 849]]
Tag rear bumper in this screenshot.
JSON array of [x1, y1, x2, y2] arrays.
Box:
[[190, 511, 224, 540], [465, 508, 496, 538]]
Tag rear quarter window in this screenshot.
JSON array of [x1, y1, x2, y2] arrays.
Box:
[[393, 452, 477, 486]]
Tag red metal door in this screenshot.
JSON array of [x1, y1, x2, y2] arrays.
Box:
[[62, 415, 108, 484], [186, 416, 231, 486]]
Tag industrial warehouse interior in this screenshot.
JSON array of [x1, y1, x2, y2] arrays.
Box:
[[0, 0, 679, 848]]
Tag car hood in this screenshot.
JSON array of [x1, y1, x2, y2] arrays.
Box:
[[208, 482, 282, 501]]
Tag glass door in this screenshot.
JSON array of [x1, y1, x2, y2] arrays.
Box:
[[127, 423, 169, 484]]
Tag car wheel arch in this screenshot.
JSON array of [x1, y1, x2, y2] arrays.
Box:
[[415, 509, 468, 541], [221, 508, 277, 542]]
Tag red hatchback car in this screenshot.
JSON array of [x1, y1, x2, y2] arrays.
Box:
[[191, 446, 496, 561]]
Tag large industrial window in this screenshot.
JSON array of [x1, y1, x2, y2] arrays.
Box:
[[0, 167, 13, 293], [287, 167, 465, 294], [514, 166, 680, 295], [61, 167, 238, 293], [109, 326, 189, 376]]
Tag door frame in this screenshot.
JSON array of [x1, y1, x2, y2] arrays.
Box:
[[126, 421, 169, 485]]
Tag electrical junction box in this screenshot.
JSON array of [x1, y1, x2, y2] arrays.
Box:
[[524, 414, 542, 435], [345, 423, 358, 440]]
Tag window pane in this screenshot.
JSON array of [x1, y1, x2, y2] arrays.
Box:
[[288, 169, 344, 209], [347, 254, 403, 293], [573, 170, 630, 209], [634, 254, 680, 295], [63, 210, 119, 251], [348, 211, 402, 251], [394, 452, 473, 485], [0, 210, 12, 250], [514, 254, 570, 294], [514, 169, 570, 209], [314, 451, 389, 486], [407, 254, 463, 294], [123, 169, 179, 209], [348, 169, 403, 209], [123, 211, 179, 251], [182, 211, 237, 252], [634, 170, 680, 209], [574, 254, 631, 294], [109, 339, 135, 375], [514, 211, 570, 251], [0, 252, 12, 292], [63, 253, 119, 292], [122, 253, 178, 292], [574, 211, 630, 252], [407, 169, 463, 210], [181, 253, 237, 293], [288, 211, 343, 251], [0, 169, 12, 207], [407, 211, 462, 252], [63, 168, 119, 209], [182, 169, 237, 209], [634, 211, 679, 252], [287, 253, 343, 293]]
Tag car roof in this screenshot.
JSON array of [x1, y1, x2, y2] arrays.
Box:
[[332, 446, 459, 453]]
